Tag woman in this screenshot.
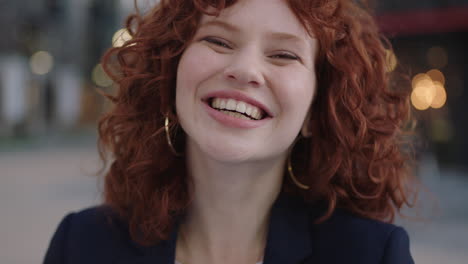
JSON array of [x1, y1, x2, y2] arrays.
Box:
[[44, 0, 416, 263]]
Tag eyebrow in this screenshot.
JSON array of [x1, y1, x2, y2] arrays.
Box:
[[199, 20, 308, 43], [200, 20, 240, 33]]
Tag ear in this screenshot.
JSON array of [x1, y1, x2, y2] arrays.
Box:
[[300, 110, 312, 138]]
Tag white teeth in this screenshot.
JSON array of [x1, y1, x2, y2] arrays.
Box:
[[251, 108, 259, 119], [226, 99, 236, 110], [212, 98, 220, 109], [245, 105, 253, 117], [210, 97, 264, 120], [220, 110, 251, 120], [219, 99, 226, 109], [236, 101, 247, 113]]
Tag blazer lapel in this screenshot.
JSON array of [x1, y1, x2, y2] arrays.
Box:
[[115, 193, 313, 264], [263, 193, 313, 264], [115, 225, 179, 264]]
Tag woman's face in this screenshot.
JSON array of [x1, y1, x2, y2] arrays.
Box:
[[176, 0, 317, 163]]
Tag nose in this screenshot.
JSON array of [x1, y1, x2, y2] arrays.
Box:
[[223, 48, 265, 88]]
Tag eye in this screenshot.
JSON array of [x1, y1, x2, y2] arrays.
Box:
[[269, 52, 300, 61], [202, 37, 232, 49]]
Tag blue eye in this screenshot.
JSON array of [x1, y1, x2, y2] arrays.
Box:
[[203, 37, 232, 49]]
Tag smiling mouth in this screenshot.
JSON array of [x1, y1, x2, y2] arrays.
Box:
[[208, 97, 267, 120]]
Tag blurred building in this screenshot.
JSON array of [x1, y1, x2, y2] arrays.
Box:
[[0, 0, 117, 136], [375, 1, 468, 168], [0, 0, 467, 169]]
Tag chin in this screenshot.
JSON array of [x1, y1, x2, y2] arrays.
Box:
[[198, 138, 258, 163]]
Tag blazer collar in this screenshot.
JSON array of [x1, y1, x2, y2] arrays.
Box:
[[263, 193, 313, 264], [120, 192, 313, 264]]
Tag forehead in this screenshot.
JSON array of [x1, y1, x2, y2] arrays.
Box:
[[199, 0, 312, 40]]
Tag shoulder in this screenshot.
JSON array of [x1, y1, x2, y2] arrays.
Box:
[[312, 208, 401, 241], [73, 206, 131, 241], [43, 206, 137, 264], [309, 207, 414, 264]]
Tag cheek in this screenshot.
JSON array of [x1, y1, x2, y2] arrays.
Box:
[[273, 68, 316, 115], [176, 45, 224, 93]]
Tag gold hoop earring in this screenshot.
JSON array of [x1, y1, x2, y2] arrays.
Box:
[[287, 152, 310, 190], [165, 116, 183, 156]]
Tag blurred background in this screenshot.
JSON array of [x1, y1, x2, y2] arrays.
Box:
[[1, 0, 467, 263]]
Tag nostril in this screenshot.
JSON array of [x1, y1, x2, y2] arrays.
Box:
[[249, 80, 260, 87], [227, 74, 236, 80], [223, 63, 264, 87]]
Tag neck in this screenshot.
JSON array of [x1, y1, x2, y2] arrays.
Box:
[[176, 140, 286, 264]]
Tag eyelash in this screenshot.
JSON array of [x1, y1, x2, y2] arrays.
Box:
[[203, 37, 232, 49], [269, 53, 299, 60], [202, 37, 300, 61]]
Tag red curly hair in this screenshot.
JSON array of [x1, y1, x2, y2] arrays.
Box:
[[99, 0, 415, 246]]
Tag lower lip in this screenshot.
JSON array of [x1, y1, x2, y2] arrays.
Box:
[[203, 101, 271, 129]]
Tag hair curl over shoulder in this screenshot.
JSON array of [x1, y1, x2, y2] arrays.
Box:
[[99, 0, 416, 246]]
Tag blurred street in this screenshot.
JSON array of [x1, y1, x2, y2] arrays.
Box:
[[1, 135, 101, 264], [1, 135, 467, 263], [1, 0, 468, 263]]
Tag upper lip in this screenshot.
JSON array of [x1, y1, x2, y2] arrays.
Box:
[[202, 90, 274, 117]]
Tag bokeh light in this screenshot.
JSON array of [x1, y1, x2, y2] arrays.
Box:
[[92, 64, 113, 87], [29, 51, 54, 75], [385, 49, 397, 72], [427, 46, 448, 69], [426, 69, 445, 85], [412, 80, 435, 110], [112, 28, 132, 47], [411, 91, 430, 110], [411, 73, 431, 88], [411, 70, 448, 110], [430, 82, 447, 109]]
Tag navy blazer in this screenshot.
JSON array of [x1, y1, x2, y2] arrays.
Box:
[[43, 193, 414, 264]]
